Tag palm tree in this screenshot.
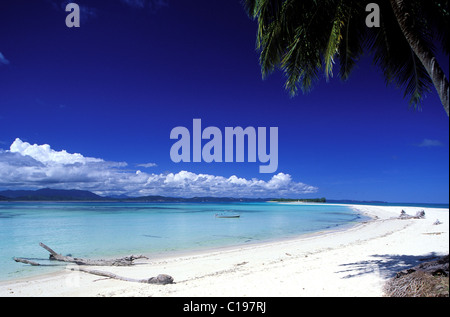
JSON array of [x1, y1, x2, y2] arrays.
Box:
[[243, 0, 449, 116]]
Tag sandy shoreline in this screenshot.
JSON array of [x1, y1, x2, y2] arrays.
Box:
[[1, 204, 448, 297]]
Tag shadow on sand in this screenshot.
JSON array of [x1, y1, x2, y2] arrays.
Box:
[[336, 253, 443, 279]]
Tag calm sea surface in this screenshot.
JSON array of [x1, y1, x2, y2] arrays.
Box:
[[0, 201, 369, 281]]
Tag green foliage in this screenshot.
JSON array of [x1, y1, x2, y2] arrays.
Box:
[[244, 0, 449, 109]]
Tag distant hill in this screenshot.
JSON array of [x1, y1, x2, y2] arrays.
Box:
[[0, 189, 270, 202], [0, 188, 325, 203], [270, 198, 326, 203], [106, 194, 131, 199], [125, 196, 270, 202], [0, 190, 444, 206], [0, 188, 104, 201]]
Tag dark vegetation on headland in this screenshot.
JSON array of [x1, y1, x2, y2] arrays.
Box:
[[269, 198, 326, 203], [0, 188, 329, 203], [0, 188, 102, 201], [5, 189, 447, 206]]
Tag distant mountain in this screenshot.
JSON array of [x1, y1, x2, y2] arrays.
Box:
[[0, 189, 258, 202], [121, 195, 270, 202], [0, 188, 324, 203], [0, 188, 104, 201], [105, 194, 131, 199], [270, 198, 326, 203], [0, 190, 442, 206]]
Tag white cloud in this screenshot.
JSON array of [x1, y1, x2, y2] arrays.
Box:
[[137, 162, 157, 168], [0, 52, 10, 65], [416, 139, 444, 147], [9, 138, 104, 165], [0, 138, 318, 198]]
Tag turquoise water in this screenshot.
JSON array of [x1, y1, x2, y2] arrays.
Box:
[[0, 202, 366, 281]]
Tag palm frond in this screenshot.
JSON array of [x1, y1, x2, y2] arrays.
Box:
[[403, 50, 432, 108], [253, 0, 287, 78], [324, 3, 347, 81], [420, 0, 449, 55], [279, 0, 330, 95], [281, 26, 322, 95], [242, 0, 258, 19], [337, 2, 366, 81], [369, 0, 434, 109], [259, 20, 284, 78], [241, 0, 446, 110]]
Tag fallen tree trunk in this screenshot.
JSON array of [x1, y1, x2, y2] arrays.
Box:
[[14, 243, 174, 285], [74, 267, 174, 285], [15, 242, 148, 267], [398, 210, 426, 220], [13, 257, 41, 266], [38, 242, 148, 266]]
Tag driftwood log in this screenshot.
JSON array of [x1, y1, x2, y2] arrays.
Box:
[[14, 242, 147, 266], [37, 242, 148, 266], [74, 267, 174, 285], [13, 258, 41, 266], [14, 242, 174, 284], [399, 210, 426, 220]]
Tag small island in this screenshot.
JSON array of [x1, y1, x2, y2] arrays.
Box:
[[270, 198, 327, 203]]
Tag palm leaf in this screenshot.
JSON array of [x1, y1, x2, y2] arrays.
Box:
[[243, 0, 444, 109], [337, 2, 366, 81], [259, 20, 284, 78], [368, 0, 434, 108], [279, 0, 328, 95], [324, 3, 347, 81], [403, 50, 432, 108], [242, 0, 258, 18], [420, 0, 449, 55]]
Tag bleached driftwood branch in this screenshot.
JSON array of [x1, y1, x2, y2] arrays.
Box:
[[14, 242, 174, 284], [14, 242, 148, 267], [398, 210, 426, 220], [13, 257, 41, 266], [38, 242, 148, 266], [74, 267, 174, 285]]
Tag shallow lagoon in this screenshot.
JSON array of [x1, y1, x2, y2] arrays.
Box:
[[0, 201, 366, 281]]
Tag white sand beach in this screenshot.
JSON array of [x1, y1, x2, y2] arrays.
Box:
[[1, 204, 448, 297]]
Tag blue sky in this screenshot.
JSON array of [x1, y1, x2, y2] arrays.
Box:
[[0, 0, 448, 202]]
